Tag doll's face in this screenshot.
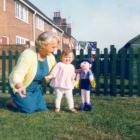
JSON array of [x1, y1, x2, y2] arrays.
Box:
[[80, 61, 91, 71]]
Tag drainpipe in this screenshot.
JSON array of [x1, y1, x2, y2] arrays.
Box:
[[61, 31, 64, 50], [3, 0, 6, 11], [33, 11, 36, 43]]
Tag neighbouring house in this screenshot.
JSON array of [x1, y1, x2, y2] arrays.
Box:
[[0, 0, 77, 49], [53, 11, 77, 49], [119, 34, 140, 79]]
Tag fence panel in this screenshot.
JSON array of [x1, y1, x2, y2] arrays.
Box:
[[0, 46, 140, 96]]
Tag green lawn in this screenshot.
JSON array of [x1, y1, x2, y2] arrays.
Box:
[[0, 93, 140, 140]]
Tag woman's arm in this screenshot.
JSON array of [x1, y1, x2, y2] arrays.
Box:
[[11, 50, 33, 85], [9, 49, 34, 95], [45, 63, 59, 81]]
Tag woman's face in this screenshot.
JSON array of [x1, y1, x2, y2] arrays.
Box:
[[39, 39, 59, 57]]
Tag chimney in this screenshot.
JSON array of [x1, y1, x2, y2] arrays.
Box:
[[53, 11, 61, 26], [67, 24, 71, 36]]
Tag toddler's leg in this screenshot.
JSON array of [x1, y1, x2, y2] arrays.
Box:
[[65, 89, 74, 109], [55, 88, 63, 109]]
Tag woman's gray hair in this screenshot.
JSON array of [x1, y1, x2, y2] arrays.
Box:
[[35, 31, 60, 52]]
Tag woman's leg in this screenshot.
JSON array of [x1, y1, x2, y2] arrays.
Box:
[[36, 90, 47, 112], [12, 93, 37, 113], [6, 85, 18, 110], [6, 97, 18, 110]]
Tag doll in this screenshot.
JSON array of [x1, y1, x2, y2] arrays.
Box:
[[76, 58, 96, 111]]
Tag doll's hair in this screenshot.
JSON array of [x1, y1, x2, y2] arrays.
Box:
[[81, 58, 92, 64]]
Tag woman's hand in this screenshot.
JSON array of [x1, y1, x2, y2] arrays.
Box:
[[15, 83, 26, 98]]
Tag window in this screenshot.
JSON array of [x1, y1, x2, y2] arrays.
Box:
[[15, 1, 28, 23], [1, 36, 9, 45], [36, 16, 44, 31], [16, 36, 28, 44]]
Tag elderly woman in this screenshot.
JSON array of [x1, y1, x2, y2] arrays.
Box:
[[8, 31, 60, 113]]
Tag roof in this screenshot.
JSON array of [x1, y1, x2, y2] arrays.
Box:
[[123, 34, 140, 48], [25, 0, 53, 22], [20, 0, 77, 42], [20, 0, 63, 33]]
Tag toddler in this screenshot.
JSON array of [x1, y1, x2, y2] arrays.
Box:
[[45, 46, 77, 113]]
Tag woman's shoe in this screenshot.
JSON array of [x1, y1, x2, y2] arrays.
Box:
[[6, 98, 18, 111]]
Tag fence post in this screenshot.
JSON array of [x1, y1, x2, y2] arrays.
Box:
[[55, 50, 61, 62], [120, 48, 125, 96], [137, 49, 140, 96], [103, 48, 109, 95], [8, 50, 13, 93], [79, 49, 84, 61], [8, 50, 13, 75], [87, 49, 91, 58], [73, 49, 76, 66], [128, 48, 133, 96], [95, 48, 100, 95], [110, 45, 117, 96], [15, 50, 19, 64], [2, 49, 6, 93]]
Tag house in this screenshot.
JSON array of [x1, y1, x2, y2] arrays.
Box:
[[53, 11, 77, 49], [0, 0, 77, 49], [119, 34, 140, 79], [120, 34, 140, 54]]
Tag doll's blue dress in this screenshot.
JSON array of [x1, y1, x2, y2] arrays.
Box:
[[11, 58, 49, 113]]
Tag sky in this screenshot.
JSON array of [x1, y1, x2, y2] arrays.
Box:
[[30, 0, 140, 50]]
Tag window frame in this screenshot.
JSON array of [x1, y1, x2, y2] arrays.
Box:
[[15, 1, 29, 23], [35, 16, 44, 31], [16, 35, 28, 45]]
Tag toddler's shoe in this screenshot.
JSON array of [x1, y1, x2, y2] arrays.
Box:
[[55, 108, 60, 112], [70, 108, 78, 113]]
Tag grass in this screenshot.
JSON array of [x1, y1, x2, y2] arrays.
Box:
[[0, 93, 140, 140]]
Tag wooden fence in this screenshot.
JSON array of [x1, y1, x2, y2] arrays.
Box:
[[0, 45, 140, 96]]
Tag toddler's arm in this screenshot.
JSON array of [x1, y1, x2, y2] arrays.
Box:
[[45, 74, 54, 81]]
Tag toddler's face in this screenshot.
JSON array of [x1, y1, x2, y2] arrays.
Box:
[[61, 53, 73, 64]]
